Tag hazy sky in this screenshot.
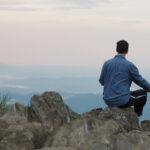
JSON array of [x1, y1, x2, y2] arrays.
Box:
[[0, 0, 150, 68]]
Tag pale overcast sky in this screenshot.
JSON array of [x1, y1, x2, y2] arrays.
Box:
[[0, 0, 150, 68]]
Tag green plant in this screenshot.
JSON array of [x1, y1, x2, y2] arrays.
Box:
[[0, 94, 10, 110]]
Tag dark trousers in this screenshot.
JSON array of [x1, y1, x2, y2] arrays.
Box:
[[119, 89, 147, 116]]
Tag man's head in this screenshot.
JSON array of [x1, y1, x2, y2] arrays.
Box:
[[116, 40, 129, 54]]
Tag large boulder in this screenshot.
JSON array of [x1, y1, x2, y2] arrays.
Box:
[[36, 147, 75, 150], [115, 130, 150, 150], [44, 116, 125, 148], [0, 91, 150, 150], [30, 92, 79, 127], [0, 91, 79, 150], [82, 107, 140, 130], [44, 107, 149, 150]]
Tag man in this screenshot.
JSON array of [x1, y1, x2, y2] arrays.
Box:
[[99, 40, 150, 116]]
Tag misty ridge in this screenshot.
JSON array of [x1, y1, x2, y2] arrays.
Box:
[[0, 64, 104, 114], [0, 64, 101, 93], [0, 64, 150, 120]]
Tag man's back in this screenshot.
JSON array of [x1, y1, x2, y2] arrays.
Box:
[[99, 55, 132, 106], [99, 40, 150, 116], [99, 54, 150, 107]]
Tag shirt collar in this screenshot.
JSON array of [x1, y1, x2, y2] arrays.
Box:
[[115, 54, 126, 59]]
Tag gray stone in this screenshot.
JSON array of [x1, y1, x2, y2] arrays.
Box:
[[142, 120, 150, 131], [0, 129, 34, 150], [0, 103, 28, 124], [45, 117, 125, 148], [115, 130, 150, 150], [0, 91, 149, 150], [82, 107, 140, 130], [36, 147, 75, 150], [30, 92, 79, 127]]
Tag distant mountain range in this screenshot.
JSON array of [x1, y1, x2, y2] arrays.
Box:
[[5, 91, 105, 114], [0, 64, 100, 78], [0, 64, 150, 120], [63, 93, 106, 114], [0, 64, 102, 94]]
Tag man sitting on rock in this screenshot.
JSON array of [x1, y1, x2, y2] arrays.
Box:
[[99, 40, 150, 116]]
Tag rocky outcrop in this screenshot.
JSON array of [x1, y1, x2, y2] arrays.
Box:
[[45, 107, 142, 150], [37, 147, 75, 150], [0, 92, 79, 150], [30, 92, 79, 125], [82, 107, 140, 130], [0, 91, 150, 150]]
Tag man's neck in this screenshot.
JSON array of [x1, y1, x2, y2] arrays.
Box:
[[117, 53, 126, 57]]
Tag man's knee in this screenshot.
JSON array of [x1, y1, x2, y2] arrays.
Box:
[[143, 96, 147, 105], [135, 96, 147, 107], [131, 89, 147, 97]]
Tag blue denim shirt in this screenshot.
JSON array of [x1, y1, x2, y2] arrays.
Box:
[[99, 55, 150, 106]]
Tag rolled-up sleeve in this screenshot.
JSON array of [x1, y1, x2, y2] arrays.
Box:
[[99, 63, 106, 86], [129, 63, 150, 92]]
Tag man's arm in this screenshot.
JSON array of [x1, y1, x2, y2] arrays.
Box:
[[99, 63, 106, 86], [129, 63, 150, 92]]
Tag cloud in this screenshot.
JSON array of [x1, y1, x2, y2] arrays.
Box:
[[0, 0, 21, 5], [121, 20, 143, 25], [57, 0, 108, 6], [64, 0, 109, 6], [0, 0, 35, 11], [50, 0, 110, 9], [0, 6, 35, 11], [126, 20, 143, 24], [0, 0, 110, 11]]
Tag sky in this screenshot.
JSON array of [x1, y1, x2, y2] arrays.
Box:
[[0, 0, 150, 68]]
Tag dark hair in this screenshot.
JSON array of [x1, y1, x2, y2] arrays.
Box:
[[116, 40, 129, 54]]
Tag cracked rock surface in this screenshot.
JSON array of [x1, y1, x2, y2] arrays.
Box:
[[0, 92, 150, 150]]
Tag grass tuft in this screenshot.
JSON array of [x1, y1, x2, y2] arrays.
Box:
[[0, 94, 10, 110]]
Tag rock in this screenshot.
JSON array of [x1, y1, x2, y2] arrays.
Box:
[[45, 117, 125, 148], [0, 122, 53, 150], [82, 107, 140, 130], [0, 91, 79, 150], [24, 123, 52, 149], [30, 92, 79, 127], [0, 108, 8, 117], [0, 91, 150, 150], [115, 130, 150, 150], [0, 128, 34, 150], [0, 119, 9, 129], [36, 147, 75, 150], [141, 120, 150, 131], [80, 130, 150, 150], [0, 103, 28, 124], [44, 107, 147, 150]]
